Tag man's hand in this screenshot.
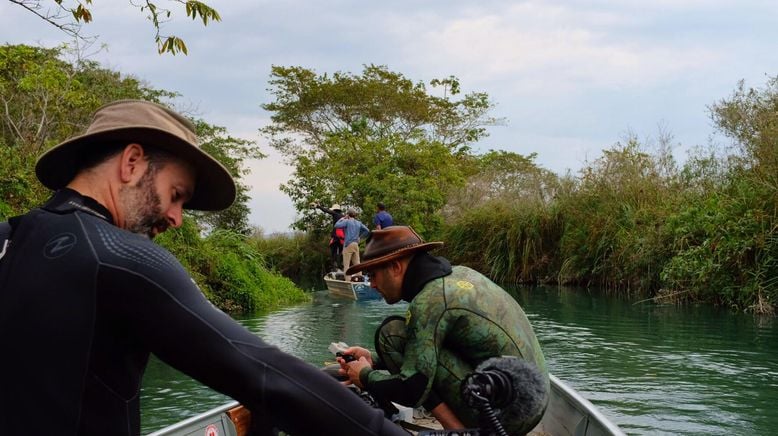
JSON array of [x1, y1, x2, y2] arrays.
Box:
[[336, 346, 373, 388], [339, 346, 372, 364], [337, 356, 371, 389]]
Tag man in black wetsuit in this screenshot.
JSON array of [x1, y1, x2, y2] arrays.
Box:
[[0, 100, 404, 436]]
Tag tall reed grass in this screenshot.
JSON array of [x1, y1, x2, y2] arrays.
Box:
[[442, 135, 777, 314]]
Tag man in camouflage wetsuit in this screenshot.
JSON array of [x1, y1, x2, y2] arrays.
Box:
[[337, 226, 549, 434]]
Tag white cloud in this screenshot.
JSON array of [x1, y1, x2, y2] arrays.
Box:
[[388, 2, 722, 97]]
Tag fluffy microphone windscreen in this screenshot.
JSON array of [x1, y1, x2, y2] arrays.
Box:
[[474, 356, 549, 428]]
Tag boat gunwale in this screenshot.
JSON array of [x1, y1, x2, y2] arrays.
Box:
[[146, 374, 625, 436], [146, 401, 240, 436], [548, 374, 626, 436]]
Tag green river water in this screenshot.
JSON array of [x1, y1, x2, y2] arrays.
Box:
[[141, 286, 778, 435]]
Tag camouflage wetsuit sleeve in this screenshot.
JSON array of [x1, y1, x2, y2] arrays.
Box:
[[365, 266, 549, 429]]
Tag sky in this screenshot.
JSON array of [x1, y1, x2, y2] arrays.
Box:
[[2, 0, 776, 233]]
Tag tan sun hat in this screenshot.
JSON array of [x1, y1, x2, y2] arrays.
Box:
[[345, 226, 443, 276], [331, 203, 342, 211], [35, 99, 236, 211]]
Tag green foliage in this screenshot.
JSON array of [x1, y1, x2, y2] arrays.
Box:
[[262, 65, 495, 151], [443, 201, 563, 284], [250, 231, 331, 290], [661, 161, 777, 312], [440, 86, 778, 315], [0, 142, 47, 219], [261, 65, 495, 238], [0, 44, 174, 151], [282, 131, 468, 236], [711, 77, 778, 191], [554, 137, 678, 292], [191, 120, 265, 234], [158, 221, 309, 313]]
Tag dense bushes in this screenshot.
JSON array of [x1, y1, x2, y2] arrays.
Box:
[[250, 230, 331, 290], [158, 221, 309, 313], [440, 77, 773, 315], [661, 169, 777, 312], [441, 135, 776, 314], [441, 112, 777, 314], [442, 202, 563, 284]]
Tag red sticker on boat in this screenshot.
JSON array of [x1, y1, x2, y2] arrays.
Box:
[[205, 424, 219, 436]]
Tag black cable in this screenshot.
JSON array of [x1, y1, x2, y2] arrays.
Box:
[[469, 392, 509, 436]]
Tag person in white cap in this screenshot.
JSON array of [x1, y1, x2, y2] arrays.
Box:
[[0, 100, 405, 436], [313, 201, 345, 271]]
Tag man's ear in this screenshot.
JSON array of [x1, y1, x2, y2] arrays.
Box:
[[119, 143, 147, 183], [389, 258, 408, 278]]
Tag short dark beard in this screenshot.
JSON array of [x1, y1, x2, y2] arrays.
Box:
[[120, 165, 169, 238]]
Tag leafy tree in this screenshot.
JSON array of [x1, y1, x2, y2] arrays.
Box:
[[711, 77, 778, 191], [191, 120, 265, 234], [8, 0, 220, 54], [261, 65, 498, 237], [284, 130, 470, 235], [443, 150, 561, 220]]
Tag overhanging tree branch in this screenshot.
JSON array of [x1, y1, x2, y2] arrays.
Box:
[[8, 0, 220, 55]]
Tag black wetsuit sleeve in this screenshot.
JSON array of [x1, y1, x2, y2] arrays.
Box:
[[367, 372, 442, 410], [98, 262, 404, 436], [317, 205, 335, 216]]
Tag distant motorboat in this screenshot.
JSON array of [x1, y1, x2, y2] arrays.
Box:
[[323, 271, 382, 301]]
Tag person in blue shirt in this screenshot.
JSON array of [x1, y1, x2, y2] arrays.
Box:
[[335, 209, 370, 281], [373, 202, 394, 229]]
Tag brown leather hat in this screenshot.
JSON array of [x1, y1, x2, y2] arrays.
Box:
[[35, 99, 236, 211], [345, 226, 443, 275]]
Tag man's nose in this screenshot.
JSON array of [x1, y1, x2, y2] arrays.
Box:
[[168, 203, 184, 228]]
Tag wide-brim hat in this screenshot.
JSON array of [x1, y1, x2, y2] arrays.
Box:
[[345, 226, 443, 275], [35, 99, 236, 211], [331, 203, 342, 211]]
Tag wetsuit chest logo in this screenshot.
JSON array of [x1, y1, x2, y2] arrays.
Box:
[[44, 233, 77, 259]]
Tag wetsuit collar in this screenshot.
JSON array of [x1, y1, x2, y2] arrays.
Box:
[[42, 188, 115, 224], [401, 252, 453, 302]]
